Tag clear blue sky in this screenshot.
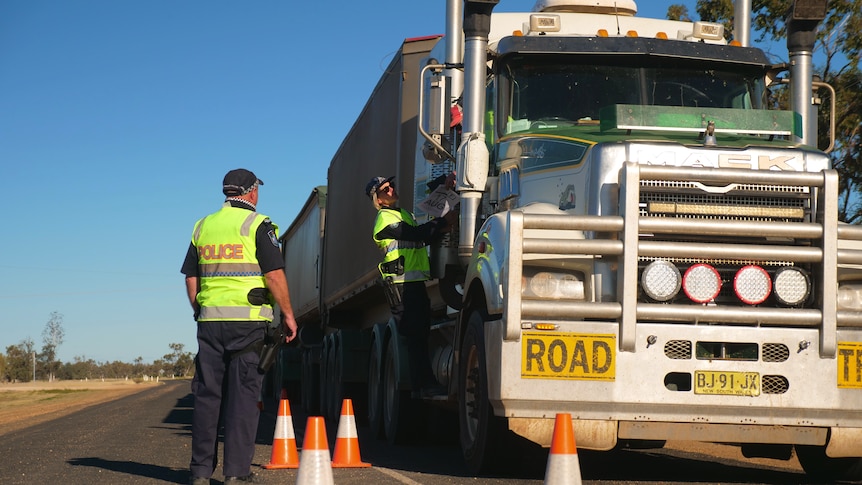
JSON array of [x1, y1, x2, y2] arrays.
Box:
[[1, 0, 737, 365]]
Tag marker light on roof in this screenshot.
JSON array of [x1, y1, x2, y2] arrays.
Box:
[[641, 260, 681, 302], [734, 265, 772, 305], [683, 264, 721, 303], [692, 22, 724, 41], [528, 14, 561, 33]]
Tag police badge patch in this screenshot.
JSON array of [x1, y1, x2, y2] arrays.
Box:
[[268, 230, 279, 247]]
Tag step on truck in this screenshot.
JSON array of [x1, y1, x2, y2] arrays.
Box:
[[275, 0, 862, 481]]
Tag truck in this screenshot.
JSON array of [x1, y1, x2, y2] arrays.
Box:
[[275, 0, 862, 481]]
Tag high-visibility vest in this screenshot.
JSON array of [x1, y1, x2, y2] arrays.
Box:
[[192, 204, 279, 322], [373, 208, 430, 283]]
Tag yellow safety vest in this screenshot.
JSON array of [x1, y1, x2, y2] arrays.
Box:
[[373, 208, 430, 283], [192, 204, 278, 322]]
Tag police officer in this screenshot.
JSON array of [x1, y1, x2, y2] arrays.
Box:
[[366, 175, 456, 398], [182, 168, 298, 484]]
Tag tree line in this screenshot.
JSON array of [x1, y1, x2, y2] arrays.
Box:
[[0, 312, 195, 382]]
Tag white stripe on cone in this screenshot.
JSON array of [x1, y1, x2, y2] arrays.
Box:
[[544, 453, 582, 485], [274, 413, 296, 440], [296, 449, 334, 485], [336, 413, 358, 439]]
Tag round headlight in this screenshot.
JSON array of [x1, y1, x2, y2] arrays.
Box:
[[530, 272, 557, 298], [837, 284, 862, 311]]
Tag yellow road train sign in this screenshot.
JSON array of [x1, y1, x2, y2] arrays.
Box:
[[838, 342, 862, 389], [521, 332, 616, 381]]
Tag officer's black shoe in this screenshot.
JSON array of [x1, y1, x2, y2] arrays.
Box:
[[224, 472, 262, 483], [189, 476, 209, 485]]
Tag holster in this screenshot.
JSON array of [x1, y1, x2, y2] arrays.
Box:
[[380, 256, 405, 276], [382, 276, 403, 308], [247, 287, 270, 306], [257, 322, 286, 374]]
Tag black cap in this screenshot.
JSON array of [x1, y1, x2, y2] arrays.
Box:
[[365, 175, 394, 199], [223, 169, 263, 196]]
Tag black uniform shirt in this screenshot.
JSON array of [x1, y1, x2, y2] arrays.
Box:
[[181, 200, 284, 277]]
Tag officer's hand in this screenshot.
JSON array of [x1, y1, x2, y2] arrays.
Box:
[[444, 210, 459, 227], [282, 313, 298, 343]]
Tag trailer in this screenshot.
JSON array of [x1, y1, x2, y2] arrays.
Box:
[[276, 0, 862, 481]]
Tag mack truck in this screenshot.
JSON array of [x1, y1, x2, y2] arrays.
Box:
[[275, 0, 862, 480]]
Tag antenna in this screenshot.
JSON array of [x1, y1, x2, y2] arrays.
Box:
[[615, 2, 621, 35]]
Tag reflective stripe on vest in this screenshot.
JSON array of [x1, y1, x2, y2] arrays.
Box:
[[373, 208, 430, 283], [192, 205, 278, 322], [198, 305, 274, 321]]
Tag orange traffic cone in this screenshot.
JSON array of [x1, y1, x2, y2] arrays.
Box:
[[331, 399, 371, 468], [296, 416, 335, 485], [263, 390, 299, 469], [543, 413, 582, 485]]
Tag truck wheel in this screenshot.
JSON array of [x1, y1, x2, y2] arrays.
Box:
[[382, 335, 414, 444], [459, 309, 506, 475], [796, 444, 862, 482], [367, 332, 385, 439]]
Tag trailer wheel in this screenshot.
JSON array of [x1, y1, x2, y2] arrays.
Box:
[[382, 335, 414, 444], [459, 309, 507, 475], [796, 444, 862, 482], [367, 330, 385, 439]]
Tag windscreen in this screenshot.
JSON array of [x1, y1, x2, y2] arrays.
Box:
[[498, 55, 767, 135]]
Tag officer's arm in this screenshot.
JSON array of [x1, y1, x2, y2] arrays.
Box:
[[185, 276, 200, 318], [375, 217, 449, 243], [181, 243, 201, 318], [264, 270, 298, 343]]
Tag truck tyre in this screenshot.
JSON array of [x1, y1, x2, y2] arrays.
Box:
[[796, 444, 862, 482], [383, 335, 414, 444], [367, 329, 385, 439], [459, 309, 507, 475]]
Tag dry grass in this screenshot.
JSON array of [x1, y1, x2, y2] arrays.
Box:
[[0, 379, 163, 436]]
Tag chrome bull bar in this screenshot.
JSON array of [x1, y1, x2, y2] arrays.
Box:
[[503, 161, 862, 358]]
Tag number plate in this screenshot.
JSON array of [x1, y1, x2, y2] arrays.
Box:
[[838, 342, 862, 389], [694, 371, 760, 396]]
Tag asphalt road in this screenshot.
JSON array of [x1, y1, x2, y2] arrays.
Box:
[[0, 379, 847, 485]]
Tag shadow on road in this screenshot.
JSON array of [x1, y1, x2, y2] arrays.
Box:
[[162, 392, 194, 433], [68, 457, 188, 483]]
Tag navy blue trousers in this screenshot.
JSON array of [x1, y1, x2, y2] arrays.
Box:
[[390, 281, 437, 390], [190, 321, 265, 479]]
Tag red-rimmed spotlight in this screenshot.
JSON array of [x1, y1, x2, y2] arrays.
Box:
[[734, 265, 772, 305], [683, 264, 721, 303]]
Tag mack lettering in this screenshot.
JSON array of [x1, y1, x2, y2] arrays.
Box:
[[635, 149, 802, 171]]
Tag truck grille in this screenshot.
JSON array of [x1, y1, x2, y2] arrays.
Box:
[[639, 180, 810, 223]]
